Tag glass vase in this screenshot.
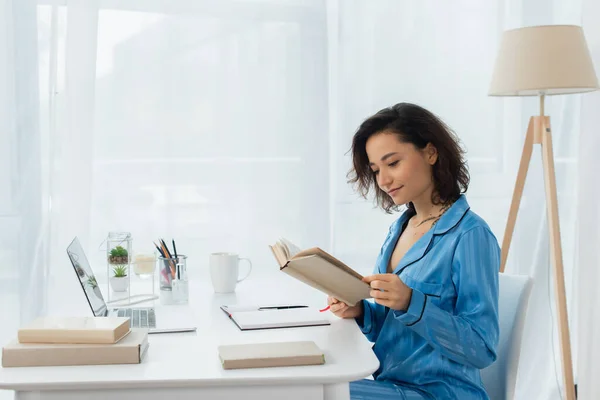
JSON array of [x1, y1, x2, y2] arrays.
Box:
[[106, 231, 133, 295]]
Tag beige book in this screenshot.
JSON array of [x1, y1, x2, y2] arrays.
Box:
[[2, 329, 148, 368], [269, 238, 371, 306], [218, 340, 325, 370], [18, 316, 130, 344]]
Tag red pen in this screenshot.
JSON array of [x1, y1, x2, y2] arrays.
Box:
[[319, 305, 330, 312]]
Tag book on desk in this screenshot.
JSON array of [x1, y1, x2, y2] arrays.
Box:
[[269, 238, 371, 306], [17, 316, 130, 344], [218, 340, 325, 370], [2, 316, 148, 368], [2, 328, 149, 367]]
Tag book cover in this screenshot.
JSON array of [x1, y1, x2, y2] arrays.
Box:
[[18, 316, 130, 344], [218, 340, 325, 370], [2, 329, 148, 368], [269, 238, 371, 306]]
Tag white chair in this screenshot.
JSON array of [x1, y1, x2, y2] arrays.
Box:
[[481, 273, 534, 400]]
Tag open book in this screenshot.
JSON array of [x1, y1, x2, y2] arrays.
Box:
[[269, 238, 371, 306]]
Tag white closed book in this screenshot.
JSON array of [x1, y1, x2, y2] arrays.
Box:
[[18, 316, 130, 344], [218, 340, 325, 370], [220, 306, 330, 331]]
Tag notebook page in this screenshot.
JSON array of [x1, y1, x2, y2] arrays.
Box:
[[230, 308, 330, 330]]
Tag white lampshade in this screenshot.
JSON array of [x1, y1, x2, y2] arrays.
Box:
[[489, 25, 599, 96]]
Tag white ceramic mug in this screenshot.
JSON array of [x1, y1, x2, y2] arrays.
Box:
[[209, 252, 252, 293]]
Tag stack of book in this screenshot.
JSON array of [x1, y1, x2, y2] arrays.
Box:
[[1, 316, 149, 367]]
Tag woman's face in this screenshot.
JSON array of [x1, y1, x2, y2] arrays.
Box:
[[365, 131, 437, 206]]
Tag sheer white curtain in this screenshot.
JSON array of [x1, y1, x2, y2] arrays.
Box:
[[44, 0, 331, 295], [0, 0, 48, 344], [576, 1, 600, 399], [1, 1, 597, 399], [0, 1, 48, 395]]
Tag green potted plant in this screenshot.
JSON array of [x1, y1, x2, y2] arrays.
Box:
[[108, 246, 129, 265], [108, 245, 129, 292], [110, 265, 129, 292]]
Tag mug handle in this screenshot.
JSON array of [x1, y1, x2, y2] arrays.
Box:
[[237, 258, 252, 283]]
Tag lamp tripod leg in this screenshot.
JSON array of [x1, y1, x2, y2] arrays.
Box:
[[500, 117, 535, 273], [540, 117, 576, 400]]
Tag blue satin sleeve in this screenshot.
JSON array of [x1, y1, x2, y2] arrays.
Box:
[[355, 299, 386, 342], [393, 226, 500, 369], [355, 228, 393, 342]]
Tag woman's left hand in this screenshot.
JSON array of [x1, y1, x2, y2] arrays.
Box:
[[363, 274, 413, 311]]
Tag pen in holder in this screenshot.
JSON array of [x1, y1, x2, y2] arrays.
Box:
[[158, 254, 187, 305]]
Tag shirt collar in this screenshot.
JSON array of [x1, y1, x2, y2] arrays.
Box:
[[432, 194, 470, 235], [381, 194, 469, 275], [391, 194, 470, 236]]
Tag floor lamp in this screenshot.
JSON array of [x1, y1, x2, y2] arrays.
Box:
[[489, 25, 599, 400]]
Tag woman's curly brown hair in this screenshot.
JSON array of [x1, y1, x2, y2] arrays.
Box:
[[347, 103, 469, 214]]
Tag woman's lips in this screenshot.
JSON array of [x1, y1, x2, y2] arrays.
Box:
[[388, 186, 402, 195]]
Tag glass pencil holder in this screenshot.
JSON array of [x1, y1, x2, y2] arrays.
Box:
[[158, 254, 188, 305]]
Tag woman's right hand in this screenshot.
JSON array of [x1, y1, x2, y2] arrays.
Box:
[[328, 296, 364, 319]]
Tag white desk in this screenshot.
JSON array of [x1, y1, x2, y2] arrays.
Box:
[[0, 273, 379, 400]]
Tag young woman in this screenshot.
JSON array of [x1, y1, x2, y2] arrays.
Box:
[[328, 103, 500, 400]]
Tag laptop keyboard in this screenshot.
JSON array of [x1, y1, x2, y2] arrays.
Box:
[[117, 308, 156, 329]]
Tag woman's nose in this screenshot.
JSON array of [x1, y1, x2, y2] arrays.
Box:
[[378, 169, 392, 187]]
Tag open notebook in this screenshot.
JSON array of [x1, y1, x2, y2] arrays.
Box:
[[220, 305, 330, 331]]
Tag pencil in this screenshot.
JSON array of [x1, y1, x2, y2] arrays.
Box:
[[154, 242, 170, 282], [155, 240, 172, 277], [154, 242, 165, 257], [159, 239, 176, 277]]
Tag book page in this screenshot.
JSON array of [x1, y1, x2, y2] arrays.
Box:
[[269, 245, 287, 268], [230, 308, 330, 330], [277, 240, 290, 259], [279, 238, 302, 258]]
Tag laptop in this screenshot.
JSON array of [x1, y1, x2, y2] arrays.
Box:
[[67, 237, 196, 334]]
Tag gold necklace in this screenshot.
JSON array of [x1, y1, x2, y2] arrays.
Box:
[[412, 202, 452, 228]]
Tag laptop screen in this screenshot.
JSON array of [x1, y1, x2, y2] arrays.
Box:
[[67, 237, 108, 317]]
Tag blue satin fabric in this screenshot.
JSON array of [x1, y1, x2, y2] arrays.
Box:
[[355, 195, 500, 400], [350, 378, 428, 399]]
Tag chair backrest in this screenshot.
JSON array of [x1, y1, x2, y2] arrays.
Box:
[[481, 273, 533, 400]]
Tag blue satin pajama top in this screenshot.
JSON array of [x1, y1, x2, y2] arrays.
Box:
[[356, 195, 500, 400]]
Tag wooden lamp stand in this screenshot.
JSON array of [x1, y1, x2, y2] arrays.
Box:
[[500, 94, 575, 400]]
